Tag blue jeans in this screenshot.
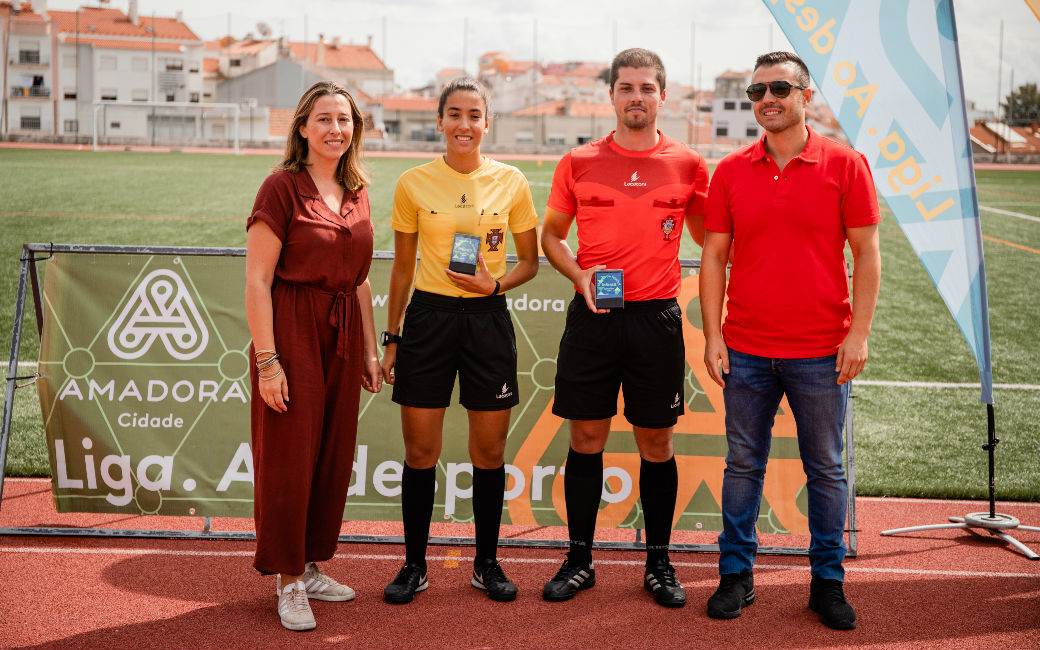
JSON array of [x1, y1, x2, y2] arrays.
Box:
[[718, 349, 850, 581]]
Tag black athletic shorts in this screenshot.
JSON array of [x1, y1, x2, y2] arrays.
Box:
[[392, 289, 519, 411], [552, 293, 685, 428]]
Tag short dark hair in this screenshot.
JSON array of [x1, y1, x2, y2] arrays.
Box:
[[609, 48, 666, 92], [437, 77, 493, 118], [754, 51, 810, 88]]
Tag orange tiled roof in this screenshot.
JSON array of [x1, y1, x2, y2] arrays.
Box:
[[58, 36, 188, 53], [227, 39, 273, 56], [288, 41, 386, 70], [569, 102, 615, 117], [49, 8, 199, 41], [203, 57, 220, 74], [718, 69, 752, 79], [437, 68, 465, 78], [514, 100, 565, 116], [380, 96, 438, 112]]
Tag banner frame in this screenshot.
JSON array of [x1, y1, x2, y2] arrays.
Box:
[[0, 243, 858, 557]]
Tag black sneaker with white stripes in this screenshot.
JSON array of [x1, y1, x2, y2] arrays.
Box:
[[643, 557, 686, 608], [542, 554, 595, 602], [471, 558, 518, 602]]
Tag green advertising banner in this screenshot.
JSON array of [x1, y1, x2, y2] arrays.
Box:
[[40, 251, 818, 536]]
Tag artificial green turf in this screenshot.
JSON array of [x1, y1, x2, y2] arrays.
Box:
[[0, 148, 1036, 502]]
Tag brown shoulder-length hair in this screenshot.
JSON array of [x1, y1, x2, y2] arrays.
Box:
[[275, 80, 369, 191]]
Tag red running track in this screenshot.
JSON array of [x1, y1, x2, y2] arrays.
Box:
[[0, 478, 1038, 649]]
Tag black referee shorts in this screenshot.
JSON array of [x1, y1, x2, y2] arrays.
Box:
[[392, 289, 519, 411], [552, 293, 685, 429]]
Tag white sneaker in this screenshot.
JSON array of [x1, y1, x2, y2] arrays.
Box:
[[301, 562, 356, 602], [277, 580, 316, 631]]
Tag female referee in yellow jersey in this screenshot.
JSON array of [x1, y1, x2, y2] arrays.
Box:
[[380, 77, 539, 604]]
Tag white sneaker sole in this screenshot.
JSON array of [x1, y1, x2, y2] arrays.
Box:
[[307, 588, 356, 602]]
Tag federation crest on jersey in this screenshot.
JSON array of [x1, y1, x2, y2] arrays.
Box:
[[485, 228, 504, 251], [661, 216, 676, 240]]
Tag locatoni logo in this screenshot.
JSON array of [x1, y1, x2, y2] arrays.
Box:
[[107, 269, 209, 360], [624, 171, 647, 187]]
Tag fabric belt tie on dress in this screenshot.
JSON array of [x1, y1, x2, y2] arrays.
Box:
[[328, 289, 357, 360], [276, 278, 358, 360]]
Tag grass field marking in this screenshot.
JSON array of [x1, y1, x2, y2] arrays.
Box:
[[980, 205, 1040, 224], [856, 379, 1040, 390], [5, 546, 1039, 579], [0, 210, 240, 223], [982, 234, 1040, 255]]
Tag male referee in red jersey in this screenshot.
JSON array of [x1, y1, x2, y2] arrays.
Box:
[[540, 48, 709, 609]]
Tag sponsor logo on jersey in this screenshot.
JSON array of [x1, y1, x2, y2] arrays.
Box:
[[497, 382, 514, 399], [455, 193, 474, 208], [624, 171, 647, 187]]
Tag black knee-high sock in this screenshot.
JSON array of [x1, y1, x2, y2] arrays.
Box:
[[472, 465, 506, 563], [564, 447, 603, 562], [640, 456, 678, 566], [402, 462, 436, 569]]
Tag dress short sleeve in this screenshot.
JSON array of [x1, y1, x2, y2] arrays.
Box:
[[247, 171, 295, 241], [507, 168, 540, 233]]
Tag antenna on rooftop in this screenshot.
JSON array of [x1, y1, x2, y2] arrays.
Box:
[[256, 21, 273, 38]]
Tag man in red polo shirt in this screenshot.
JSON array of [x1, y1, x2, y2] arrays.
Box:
[[540, 48, 709, 609], [700, 51, 881, 630]]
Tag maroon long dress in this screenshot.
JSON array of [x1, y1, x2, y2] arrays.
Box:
[[247, 169, 373, 575]]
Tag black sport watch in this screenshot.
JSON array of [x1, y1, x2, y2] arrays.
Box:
[[381, 330, 402, 346]]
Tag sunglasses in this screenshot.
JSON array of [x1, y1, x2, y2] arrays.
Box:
[[745, 81, 808, 102]]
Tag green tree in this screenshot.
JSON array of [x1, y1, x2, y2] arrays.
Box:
[[1001, 82, 1040, 126]]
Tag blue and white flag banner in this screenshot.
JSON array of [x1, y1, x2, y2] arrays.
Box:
[[761, 0, 994, 403]]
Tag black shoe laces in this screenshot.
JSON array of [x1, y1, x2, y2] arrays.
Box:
[[481, 561, 508, 584], [649, 562, 679, 587]]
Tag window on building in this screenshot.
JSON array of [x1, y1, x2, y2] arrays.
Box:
[[715, 127, 729, 137], [230, 59, 242, 67], [384, 120, 400, 135], [203, 92, 213, 100], [164, 58, 184, 71], [515, 131, 534, 145], [21, 116, 41, 130], [132, 57, 148, 73], [189, 64, 200, 73], [723, 101, 736, 110], [189, 92, 200, 103], [110, 121, 121, 129], [408, 126, 423, 141], [424, 126, 437, 141], [132, 88, 148, 102], [746, 127, 758, 137], [64, 88, 77, 100], [740, 102, 752, 111], [547, 133, 566, 145], [18, 49, 41, 65], [577, 135, 593, 145], [62, 53, 76, 68], [165, 93, 176, 102], [100, 55, 117, 71], [65, 119, 79, 133], [100, 88, 118, 101]]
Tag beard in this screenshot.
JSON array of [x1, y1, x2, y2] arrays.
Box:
[[621, 107, 651, 130]]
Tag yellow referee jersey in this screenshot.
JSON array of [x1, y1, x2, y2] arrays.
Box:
[[391, 156, 539, 297]]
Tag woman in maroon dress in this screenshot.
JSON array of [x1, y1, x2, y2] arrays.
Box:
[[245, 81, 381, 632]]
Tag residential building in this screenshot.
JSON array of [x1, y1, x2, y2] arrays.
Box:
[[2, 0, 53, 135]]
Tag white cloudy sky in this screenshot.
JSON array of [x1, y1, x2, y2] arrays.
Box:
[[42, 0, 1040, 113]]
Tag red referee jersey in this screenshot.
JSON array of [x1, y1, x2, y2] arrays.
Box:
[[548, 132, 709, 301]]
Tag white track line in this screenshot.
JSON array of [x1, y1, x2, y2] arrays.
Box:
[[980, 205, 1040, 223], [855, 379, 1040, 390], [3, 546, 1037, 579]]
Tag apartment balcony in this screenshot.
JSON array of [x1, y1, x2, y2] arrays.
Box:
[[9, 52, 50, 67], [10, 86, 51, 99]]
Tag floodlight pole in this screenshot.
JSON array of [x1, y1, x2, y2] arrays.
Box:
[[881, 403, 1039, 560]]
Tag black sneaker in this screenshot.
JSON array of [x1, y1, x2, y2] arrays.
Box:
[[706, 570, 755, 619], [542, 554, 595, 602], [471, 558, 518, 602], [643, 558, 686, 608], [383, 562, 428, 604], [809, 576, 856, 630]]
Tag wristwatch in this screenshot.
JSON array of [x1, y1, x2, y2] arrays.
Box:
[[381, 330, 402, 346]]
